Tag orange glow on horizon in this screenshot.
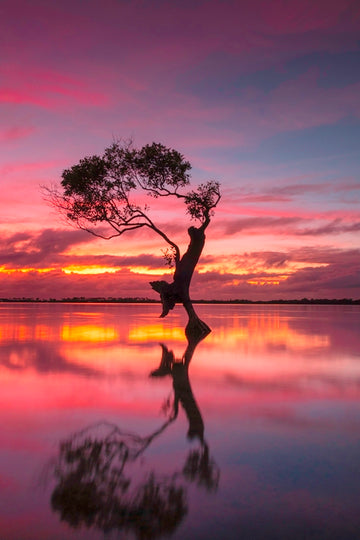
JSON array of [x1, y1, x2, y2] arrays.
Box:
[[129, 266, 172, 276], [198, 261, 328, 275], [247, 277, 287, 285], [0, 266, 53, 274], [62, 265, 118, 275]]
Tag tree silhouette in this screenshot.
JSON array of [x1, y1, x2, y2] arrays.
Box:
[[46, 141, 221, 336]]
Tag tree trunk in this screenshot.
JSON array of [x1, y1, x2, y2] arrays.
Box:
[[150, 226, 211, 338]]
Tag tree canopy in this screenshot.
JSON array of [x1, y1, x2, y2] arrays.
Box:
[[52, 141, 220, 260]]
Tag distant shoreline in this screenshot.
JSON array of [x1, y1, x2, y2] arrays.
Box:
[[1, 297, 359, 305]]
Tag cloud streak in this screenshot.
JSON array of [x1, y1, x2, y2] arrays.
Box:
[[221, 216, 360, 237]]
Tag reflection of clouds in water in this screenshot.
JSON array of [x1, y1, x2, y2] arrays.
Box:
[[223, 370, 360, 394], [244, 404, 360, 431], [0, 342, 100, 375]]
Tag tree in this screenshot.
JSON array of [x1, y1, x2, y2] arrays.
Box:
[[47, 140, 221, 336]]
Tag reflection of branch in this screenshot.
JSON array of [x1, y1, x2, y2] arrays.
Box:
[[183, 444, 220, 492], [52, 470, 186, 538], [51, 421, 187, 538]]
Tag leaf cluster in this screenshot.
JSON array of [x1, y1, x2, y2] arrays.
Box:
[[61, 141, 190, 209], [184, 180, 221, 225]]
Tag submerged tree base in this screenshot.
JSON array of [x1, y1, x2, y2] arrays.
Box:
[[150, 279, 211, 339], [185, 317, 211, 341]]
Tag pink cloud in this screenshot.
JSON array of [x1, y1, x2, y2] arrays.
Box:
[[0, 0, 359, 163], [259, 0, 357, 34], [0, 159, 61, 177], [0, 228, 172, 271], [0, 65, 108, 109], [0, 269, 153, 300], [192, 244, 360, 299], [264, 70, 360, 128], [0, 126, 34, 142], [208, 70, 360, 148], [220, 216, 360, 237]]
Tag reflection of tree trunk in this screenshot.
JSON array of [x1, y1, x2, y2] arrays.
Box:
[[150, 332, 207, 443], [150, 335, 220, 491], [171, 362, 204, 441], [150, 226, 210, 338]]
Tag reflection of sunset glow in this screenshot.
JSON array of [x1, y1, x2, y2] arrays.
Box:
[[0, 304, 359, 407], [61, 324, 118, 342], [0, 311, 330, 351], [206, 313, 330, 351], [59, 343, 157, 374], [129, 324, 185, 342], [0, 324, 57, 342]]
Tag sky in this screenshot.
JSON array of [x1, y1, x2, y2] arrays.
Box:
[[1, 0, 360, 301]]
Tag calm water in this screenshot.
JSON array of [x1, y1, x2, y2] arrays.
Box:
[[1, 302, 360, 540]]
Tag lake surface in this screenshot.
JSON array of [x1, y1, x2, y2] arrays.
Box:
[[1, 302, 360, 539]]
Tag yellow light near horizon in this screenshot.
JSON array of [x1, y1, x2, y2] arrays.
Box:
[[62, 265, 119, 275], [130, 266, 173, 275], [61, 265, 173, 275], [247, 275, 288, 286], [198, 261, 329, 276], [247, 279, 281, 285], [0, 266, 53, 274]]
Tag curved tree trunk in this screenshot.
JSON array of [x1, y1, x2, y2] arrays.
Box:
[[150, 225, 210, 338]]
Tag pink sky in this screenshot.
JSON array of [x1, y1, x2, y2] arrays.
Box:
[[1, 0, 359, 300]]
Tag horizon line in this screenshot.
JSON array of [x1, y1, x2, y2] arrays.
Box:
[[1, 297, 359, 305]]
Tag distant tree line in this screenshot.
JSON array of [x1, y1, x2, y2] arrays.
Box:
[[1, 297, 359, 305]]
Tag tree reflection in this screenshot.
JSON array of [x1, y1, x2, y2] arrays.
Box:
[[151, 338, 220, 492], [49, 332, 219, 538]]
